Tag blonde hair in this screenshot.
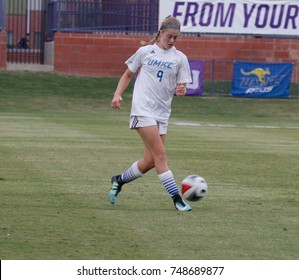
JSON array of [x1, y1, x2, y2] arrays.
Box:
[[140, 16, 181, 46]]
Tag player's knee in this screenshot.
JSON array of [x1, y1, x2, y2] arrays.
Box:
[[154, 152, 167, 165]]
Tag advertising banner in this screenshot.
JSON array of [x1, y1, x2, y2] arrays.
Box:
[[186, 60, 205, 96], [231, 61, 293, 98], [159, 0, 299, 36]]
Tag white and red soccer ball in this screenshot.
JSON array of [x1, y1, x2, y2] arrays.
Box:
[[181, 175, 208, 201]]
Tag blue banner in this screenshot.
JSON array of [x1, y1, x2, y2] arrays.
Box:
[[186, 60, 205, 96], [231, 61, 293, 98]]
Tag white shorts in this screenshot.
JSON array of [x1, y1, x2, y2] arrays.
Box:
[[130, 116, 168, 135]]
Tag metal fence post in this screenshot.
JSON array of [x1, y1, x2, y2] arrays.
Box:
[[295, 62, 299, 98], [57, 0, 61, 31], [149, 0, 155, 35], [0, 0, 5, 31], [211, 59, 215, 96]]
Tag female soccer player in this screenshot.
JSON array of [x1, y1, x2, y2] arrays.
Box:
[[110, 16, 192, 211]]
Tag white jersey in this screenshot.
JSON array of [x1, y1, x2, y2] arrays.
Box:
[[125, 44, 192, 122]]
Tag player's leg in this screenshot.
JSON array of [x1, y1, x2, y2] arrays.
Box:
[[109, 127, 156, 205], [109, 133, 157, 205], [137, 126, 191, 211], [109, 116, 156, 204]]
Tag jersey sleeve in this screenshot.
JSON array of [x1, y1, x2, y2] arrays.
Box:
[[125, 47, 146, 73]]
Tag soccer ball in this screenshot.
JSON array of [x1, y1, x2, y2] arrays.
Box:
[[181, 175, 208, 201]]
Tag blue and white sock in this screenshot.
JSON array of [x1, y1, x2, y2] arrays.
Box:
[[158, 170, 179, 197], [120, 161, 144, 184]]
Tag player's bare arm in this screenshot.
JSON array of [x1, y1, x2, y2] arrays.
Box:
[[111, 68, 134, 109]]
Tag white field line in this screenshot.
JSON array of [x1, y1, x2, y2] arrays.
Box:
[[171, 122, 299, 130]]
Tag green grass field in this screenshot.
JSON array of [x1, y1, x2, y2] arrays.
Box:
[[0, 71, 298, 260]]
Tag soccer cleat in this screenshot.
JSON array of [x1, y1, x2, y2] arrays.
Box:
[[172, 194, 192, 211], [109, 175, 123, 204]]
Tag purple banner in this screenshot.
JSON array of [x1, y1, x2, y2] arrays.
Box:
[[186, 60, 205, 96]]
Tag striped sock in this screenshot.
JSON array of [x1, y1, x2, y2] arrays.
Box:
[[120, 161, 143, 184], [158, 170, 179, 197]]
